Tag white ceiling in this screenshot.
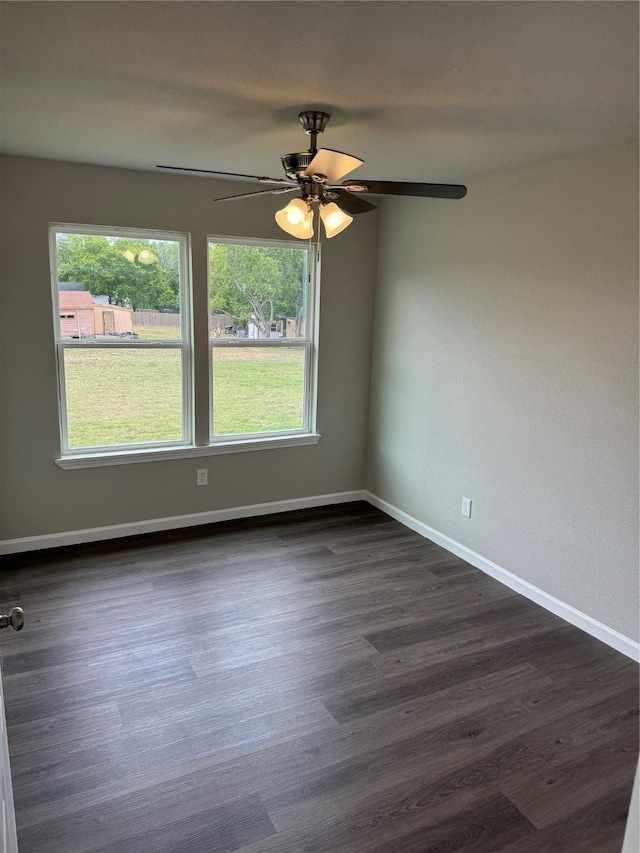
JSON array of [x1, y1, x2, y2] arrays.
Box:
[[1, 1, 638, 183]]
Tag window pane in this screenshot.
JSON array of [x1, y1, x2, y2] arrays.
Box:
[[212, 347, 305, 435], [56, 233, 182, 341], [209, 242, 307, 340], [63, 348, 183, 448]]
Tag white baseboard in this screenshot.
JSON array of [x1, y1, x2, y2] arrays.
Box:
[[0, 490, 365, 555], [364, 491, 640, 663]]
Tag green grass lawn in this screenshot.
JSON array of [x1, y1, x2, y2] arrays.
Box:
[[132, 323, 181, 341], [212, 347, 305, 436], [64, 336, 305, 448], [64, 348, 183, 447]]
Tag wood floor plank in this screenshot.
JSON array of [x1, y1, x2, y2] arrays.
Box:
[[516, 657, 638, 716], [260, 701, 538, 832], [501, 740, 639, 829], [116, 657, 380, 734], [20, 790, 276, 853], [12, 697, 337, 789], [196, 604, 414, 650], [498, 786, 634, 853], [4, 658, 196, 727], [6, 701, 123, 758], [365, 595, 558, 650], [322, 639, 558, 724], [237, 740, 545, 853], [519, 686, 639, 765], [391, 571, 516, 611], [365, 792, 536, 853], [1, 502, 636, 852], [189, 631, 378, 676]]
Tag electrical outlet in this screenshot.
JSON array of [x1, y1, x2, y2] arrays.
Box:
[[197, 468, 208, 487], [461, 497, 472, 518]]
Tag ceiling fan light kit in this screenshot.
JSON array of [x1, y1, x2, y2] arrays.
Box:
[[158, 110, 467, 240], [319, 201, 353, 238], [275, 197, 314, 239]]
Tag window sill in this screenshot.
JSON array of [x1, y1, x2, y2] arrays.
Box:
[[55, 433, 321, 469]]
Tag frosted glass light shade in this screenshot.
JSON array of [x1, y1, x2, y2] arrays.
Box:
[[275, 198, 314, 239], [320, 202, 353, 238]]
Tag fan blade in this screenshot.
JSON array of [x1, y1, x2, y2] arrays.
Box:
[[304, 149, 363, 183], [213, 187, 299, 202], [329, 188, 377, 215], [341, 180, 467, 199], [157, 165, 294, 185]]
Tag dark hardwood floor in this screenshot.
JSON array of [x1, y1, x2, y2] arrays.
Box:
[[0, 502, 637, 852]]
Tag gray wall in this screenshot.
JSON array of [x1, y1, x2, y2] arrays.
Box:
[[366, 144, 639, 641], [0, 155, 378, 540]]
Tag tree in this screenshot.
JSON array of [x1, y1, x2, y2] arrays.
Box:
[[152, 239, 180, 308], [56, 234, 178, 310], [267, 246, 307, 337], [209, 243, 306, 337]]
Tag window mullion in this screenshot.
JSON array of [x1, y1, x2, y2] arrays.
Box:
[[191, 232, 211, 447]]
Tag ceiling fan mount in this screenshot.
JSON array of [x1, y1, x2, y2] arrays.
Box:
[[298, 110, 330, 140], [157, 110, 467, 239]]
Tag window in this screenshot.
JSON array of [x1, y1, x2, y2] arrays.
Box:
[[208, 236, 317, 441], [51, 225, 191, 455], [50, 226, 319, 465]]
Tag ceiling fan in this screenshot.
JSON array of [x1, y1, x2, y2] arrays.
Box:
[[157, 111, 467, 239]]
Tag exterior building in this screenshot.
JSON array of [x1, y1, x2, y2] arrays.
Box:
[[58, 282, 133, 337]]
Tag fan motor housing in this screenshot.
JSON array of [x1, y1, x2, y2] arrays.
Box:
[[281, 152, 315, 181]]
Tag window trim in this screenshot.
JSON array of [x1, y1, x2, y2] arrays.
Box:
[[54, 432, 321, 469], [50, 223, 193, 456]]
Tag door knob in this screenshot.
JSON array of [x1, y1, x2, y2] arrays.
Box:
[[0, 607, 24, 632]]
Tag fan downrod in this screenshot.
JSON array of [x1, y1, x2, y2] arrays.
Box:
[[299, 111, 330, 153]]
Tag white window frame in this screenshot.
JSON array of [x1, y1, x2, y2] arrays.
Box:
[[50, 223, 193, 457], [208, 235, 320, 445], [50, 226, 321, 469]]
